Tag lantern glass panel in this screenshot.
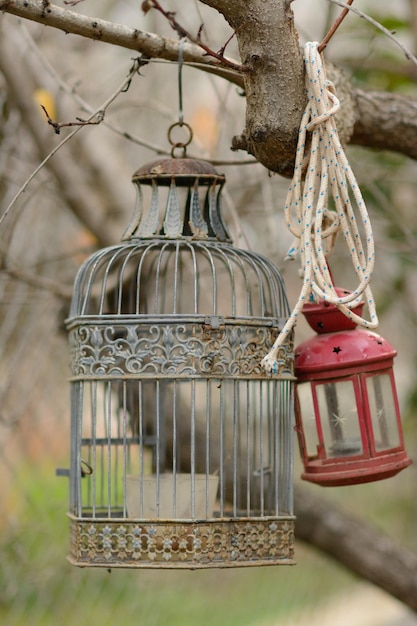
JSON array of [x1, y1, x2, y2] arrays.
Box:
[[295, 382, 318, 457], [316, 380, 363, 458], [366, 373, 400, 451]]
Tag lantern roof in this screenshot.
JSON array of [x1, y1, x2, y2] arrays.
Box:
[[295, 328, 397, 376], [302, 288, 364, 334]]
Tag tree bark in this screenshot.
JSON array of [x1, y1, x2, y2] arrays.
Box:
[[295, 485, 417, 613], [352, 89, 417, 159], [201, 0, 305, 176]]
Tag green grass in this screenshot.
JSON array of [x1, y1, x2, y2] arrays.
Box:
[[0, 463, 361, 626], [7, 450, 417, 626]]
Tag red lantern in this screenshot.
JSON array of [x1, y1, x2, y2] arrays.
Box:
[[294, 291, 412, 486]]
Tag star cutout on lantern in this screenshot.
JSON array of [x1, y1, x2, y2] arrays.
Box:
[[332, 412, 347, 427], [333, 346, 342, 354], [376, 408, 386, 420]]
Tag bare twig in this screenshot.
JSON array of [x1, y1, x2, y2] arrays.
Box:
[[0, 128, 82, 229], [0, 58, 142, 228], [40, 104, 104, 134], [19, 23, 256, 166], [325, 0, 417, 68], [318, 0, 354, 52], [217, 31, 236, 58], [0, 0, 244, 87], [143, 0, 245, 72]]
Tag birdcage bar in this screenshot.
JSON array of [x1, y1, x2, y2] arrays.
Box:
[[70, 241, 289, 319], [68, 370, 292, 566], [68, 372, 295, 540]]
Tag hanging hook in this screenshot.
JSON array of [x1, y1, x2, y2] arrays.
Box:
[[178, 37, 185, 126], [167, 37, 193, 157]]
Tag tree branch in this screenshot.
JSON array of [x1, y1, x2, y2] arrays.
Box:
[[0, 0, 244, 87], [295, 485, 417, 613], [0, 25, 128, 246], [4, 0, 417, 175], [351, 89, 417, 159]]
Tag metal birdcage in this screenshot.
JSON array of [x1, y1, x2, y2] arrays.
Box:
[[65, 156, 295, 569]]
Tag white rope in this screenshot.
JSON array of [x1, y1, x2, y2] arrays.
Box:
[[262, 41, 378, 374]]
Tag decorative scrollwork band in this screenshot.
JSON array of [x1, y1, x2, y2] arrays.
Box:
[[69, 321, 294, 379]]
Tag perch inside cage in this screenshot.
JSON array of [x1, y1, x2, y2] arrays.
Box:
[[65, 156, 296, 569]]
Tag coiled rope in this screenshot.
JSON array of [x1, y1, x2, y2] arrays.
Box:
[[262, 41, 378, 373]]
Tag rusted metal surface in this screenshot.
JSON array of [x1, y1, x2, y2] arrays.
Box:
[[132, 157, 225, 185], [68, 516, 295, 568]]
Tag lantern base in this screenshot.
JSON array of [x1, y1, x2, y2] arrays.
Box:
[[301, 451, 412, 487], [67, 514, 295, 569]]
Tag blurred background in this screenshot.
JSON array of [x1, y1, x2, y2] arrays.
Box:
[[0, 0, 417, 624]]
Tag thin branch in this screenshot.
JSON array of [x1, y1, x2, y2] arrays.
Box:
[[0, 0, 244, 87], [143, 0, 244, 72], [318, 0, 354, 52], [40, 104, 105, 134], [217, 30, 236, 58], [325, 0, 417, 68], [0, 127, 81, 229], [18, 22, 256, 165], [0, 57, 141, 229]]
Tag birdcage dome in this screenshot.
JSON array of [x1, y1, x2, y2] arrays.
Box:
[[70, 239, 290, 320], [70, 157, 289, 321]]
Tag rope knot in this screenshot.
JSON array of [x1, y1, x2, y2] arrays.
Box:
[[306, 81, 340, 131], [262, 41, 378, 374]]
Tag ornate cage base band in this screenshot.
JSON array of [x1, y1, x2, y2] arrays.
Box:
[[68, 516, 295, 569]]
